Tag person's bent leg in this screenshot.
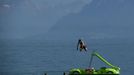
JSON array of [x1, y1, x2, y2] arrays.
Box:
[[83, 46, 87, 51]]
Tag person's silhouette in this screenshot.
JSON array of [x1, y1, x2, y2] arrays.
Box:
[[77, 38, 88, 52]]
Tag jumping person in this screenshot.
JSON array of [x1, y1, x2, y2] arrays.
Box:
[[77, 38, 88, 52]]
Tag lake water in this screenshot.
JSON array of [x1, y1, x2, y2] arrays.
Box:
[[0, 38, 133, 75]]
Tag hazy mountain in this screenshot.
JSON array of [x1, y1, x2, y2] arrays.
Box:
[[46, 0, 134, 40], [0, 0, 92, 39]]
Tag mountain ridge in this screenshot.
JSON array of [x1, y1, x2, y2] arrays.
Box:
[[45, 0, 134, 40]]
